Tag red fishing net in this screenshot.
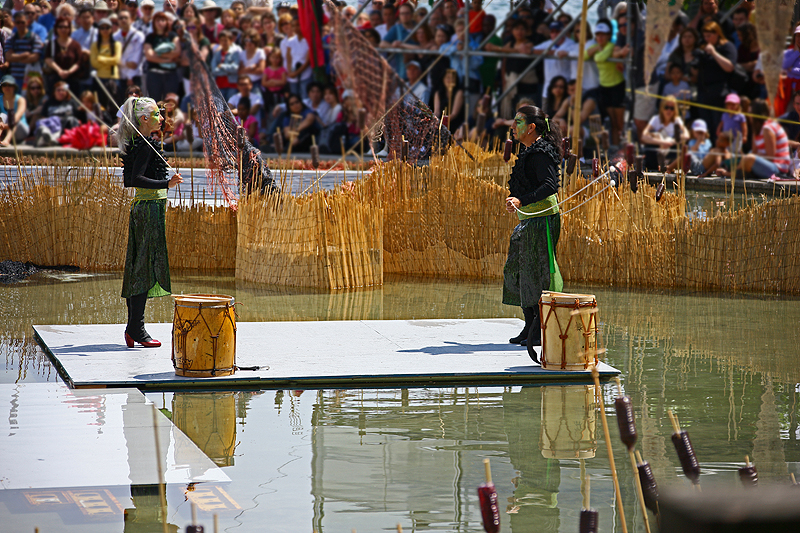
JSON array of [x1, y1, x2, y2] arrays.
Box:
[[186, 37, 275, 208], [328, 2, 452, 163]]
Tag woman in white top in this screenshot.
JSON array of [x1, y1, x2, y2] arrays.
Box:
[[640, 95, 689, 169], [238, 29, 266, 86]]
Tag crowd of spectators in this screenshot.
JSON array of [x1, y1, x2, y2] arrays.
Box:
[[0, 0, 798, 179]]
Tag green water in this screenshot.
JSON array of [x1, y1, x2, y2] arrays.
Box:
[[1, 272, 799, 532]]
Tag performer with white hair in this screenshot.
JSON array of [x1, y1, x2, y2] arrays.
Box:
[[119, 96, 182, 348]]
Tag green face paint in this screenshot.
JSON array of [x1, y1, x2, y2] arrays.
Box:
[[514, 114, 527, 139]]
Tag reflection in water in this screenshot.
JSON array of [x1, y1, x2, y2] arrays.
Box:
[[540, 385, 597, 460], [172, 392, 238, 467], [123, 486, 178, 533]]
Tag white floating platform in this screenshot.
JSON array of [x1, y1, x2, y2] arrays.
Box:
[[34, 319, 619, 390], [0, 383, 229, 490]]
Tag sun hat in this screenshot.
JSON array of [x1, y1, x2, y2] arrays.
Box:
[[199, 0, 222, 16], [0, 75, 17, 87], [691, 119, 708, 133], [725, 93, 740, 104], [594, 22, 611, 34], [97, 17, 112, 27], [140, 0, 155, 7], [94, 0, 110, 10]]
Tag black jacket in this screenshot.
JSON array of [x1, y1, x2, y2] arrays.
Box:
[[507, 137, 560, 207], [122, 137, 169, 189]]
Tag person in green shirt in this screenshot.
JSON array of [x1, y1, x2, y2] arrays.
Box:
[[586, 21, 626, 146]]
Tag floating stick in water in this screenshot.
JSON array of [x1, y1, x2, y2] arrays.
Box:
[[668, 410, 701, 486], [739, 455, 758, 488], [636, 450, 659, 515], [477, 458, 500, 533], [579, 477, 598, 533], [615, 378, 651, 533]]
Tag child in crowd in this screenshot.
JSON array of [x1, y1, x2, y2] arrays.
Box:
[[77, 90, 103, 125], [235, 96, 259, 144], [688, 119, 712, 157], [661, 64, 691, 102], [261, 48, 287, 108], [717, 93, 747, 152], [689, 131, 733, 178]]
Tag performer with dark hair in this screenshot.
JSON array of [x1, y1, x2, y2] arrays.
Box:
[[119, 96, 182, 348], [503, 104, 563, 361]]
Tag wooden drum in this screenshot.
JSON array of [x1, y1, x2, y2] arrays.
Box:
[[539, 291, 598, 371], [172, 294, 236, 377], [540, 384, 597, 459]]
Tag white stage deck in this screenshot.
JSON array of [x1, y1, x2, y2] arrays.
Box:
[[34, 319, 619, 390]]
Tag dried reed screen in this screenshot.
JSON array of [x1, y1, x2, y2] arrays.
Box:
[[166, 204, 236, 271], [236, 188, 383, 289]]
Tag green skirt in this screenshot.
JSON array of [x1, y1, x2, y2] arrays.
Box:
[[121, 199, 171, 299], [502, 213, 563, 308]]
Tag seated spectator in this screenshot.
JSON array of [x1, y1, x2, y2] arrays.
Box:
[[277, 93, 319, 151], [778, 27, 800, 116], [228, 75, 262, 124], [405, 60, 429, 104], [688, 119, 712, 157], [552, 78, 598, 139], [433, 68, 464, 133], [210, 29, 241, 100], [33, 81, 78, 146], [543, 75, 566, 118], [717, 92, 747, 151], [6, 11, 44, 89], [0, 75, 28, 146], [682, 130, 733, 177], [780, 90, 800, 142], [303, 80, 329, 118], [317, 85, 341, 128], [23, 73, 45, 128], [261, 47, 287, 108], [76, 90, 103, 125], [640, 95, 689, 169], [234, 96, 258, 144], [161, 93, 186, 149], [729, 98, 791, 179], [173, 107, 204, 151]]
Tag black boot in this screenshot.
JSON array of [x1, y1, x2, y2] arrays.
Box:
[[126, 292, 152, 343], [519, 307, 539, 346], [509, 306, 534, 344], [526, 307, 542, 363]]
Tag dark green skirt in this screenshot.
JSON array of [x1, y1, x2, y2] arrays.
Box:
[[502, 213, 562, 308], [121, 199, 171, 299]]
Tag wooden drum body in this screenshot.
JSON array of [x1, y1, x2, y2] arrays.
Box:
[[539, 291, 598, 371], [172, 294, 236, 377], [540, 384, 597, 459]]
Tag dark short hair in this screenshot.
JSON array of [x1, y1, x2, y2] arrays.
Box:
[[238, 96, 251, 108], [78, 6, 93, 17], [306, 80, 323, 93]]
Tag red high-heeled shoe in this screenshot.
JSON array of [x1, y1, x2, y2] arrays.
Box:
[[125, 332, 162, 348]]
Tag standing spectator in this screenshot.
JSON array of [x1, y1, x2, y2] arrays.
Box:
[[695, 21, 736, 141], [238, 30, 265, 88], [38, 0, 61, 33], [728, 99, 790, 179], [6, 11, 44, 89], [22, 3, 48, 42], [586, 21, 625, 146], [689, 0, 735, 41], [71, 7, 96, 51], [143, 10, 180, 101], [220, 9, 240, 43], [92, 0, 111, 25], [281, 18, 311, 99], [375, 3, 396, 39], [260, 12, 282, 55], [134, 0, 155, 34], [0, 75, 28, 145], [735, 22, 760, 99], [661, 64, 691, 104], [667, 28, 699, 82], [53, 2, 75, 28], [210, 29, 240, 99], [532, 21, 577, 103], [487, 20, 536, 117], [43, 16, 84, 95], [452, 18, 482, 112], [90, 17, 121, 123], [199, 0, 223, 44], [478, 15, 502, 95], [181, 2, 200, 23], [261, 47, 286, 108], [405, 60, 429, 104], [543, 75, 566, 118], [114, 9, 144, 103], [379, 2, 416, 81], [441, 0, 457, 27], [429, 24, 455, 107], [778, 27, 800, 117], [717, 93, 747, 151]]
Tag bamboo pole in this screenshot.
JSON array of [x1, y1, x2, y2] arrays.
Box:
[[570, 0, 590, 178]]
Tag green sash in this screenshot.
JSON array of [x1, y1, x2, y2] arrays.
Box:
[[517, 194, 558, 220], [134, 187, 168, 201]]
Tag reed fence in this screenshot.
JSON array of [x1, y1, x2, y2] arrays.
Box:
[[3, 149, 800, 295]]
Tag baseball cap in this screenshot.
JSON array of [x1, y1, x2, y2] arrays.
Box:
[[691, 119, 708, 133], [594, 22, 611, 34], [725, 93, 740, 104], [140, 0, 155, 7], [406, 60, 421, 69], [549, 21, 563, 31]]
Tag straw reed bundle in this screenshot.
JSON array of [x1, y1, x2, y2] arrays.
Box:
[[236, 182, 382, 289], [166, 204, 236, 271]]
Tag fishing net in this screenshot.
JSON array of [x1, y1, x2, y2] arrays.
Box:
[[185, 36, 275, 208], [328, 1, 451, 162]]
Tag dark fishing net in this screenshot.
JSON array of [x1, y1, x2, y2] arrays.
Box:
[[185, 36, 276, 206], [328, 2, 453, 163]]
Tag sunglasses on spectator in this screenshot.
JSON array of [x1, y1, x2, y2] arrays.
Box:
[[29, 85, 43, 91], [664, 106, 675, 110], [56, 25, 70, 29]]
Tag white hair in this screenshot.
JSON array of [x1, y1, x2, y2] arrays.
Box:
[[118, 96, 158, 154]]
